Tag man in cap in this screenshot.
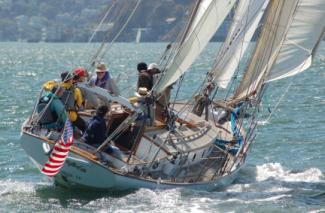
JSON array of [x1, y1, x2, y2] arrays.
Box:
[[147, 63, 161, 76], [73, 68, 88, 83], [89, 63, 120, 96]]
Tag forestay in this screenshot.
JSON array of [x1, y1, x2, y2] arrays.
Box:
[[154, 0, 237, 95], [266, 0, 325, 82], [211, 0, 269, 89]]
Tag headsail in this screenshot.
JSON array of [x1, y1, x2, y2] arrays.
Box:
[[234, 0, 299, 100], [266, 0, 325, 82], [211, 0, 269, 89], [234, 0, 325, 100], [154, 0, 237, 95]]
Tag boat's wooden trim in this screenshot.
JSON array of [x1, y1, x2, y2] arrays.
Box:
[[145, 119, 166, 131], [21, 129, 160, 166], [23, 130, 100, 161]]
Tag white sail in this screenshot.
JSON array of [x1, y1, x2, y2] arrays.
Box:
[[154, 0, 237, 94], [212, 0, 269, 89], [266, 0, 325, 82], [187, 0, 213, 38], [234, 0, 299, 99]]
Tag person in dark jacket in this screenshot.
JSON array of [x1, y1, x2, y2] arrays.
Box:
[[38, 85, 67, 131], [137, 62, 153, 90], [81, 105, 123, 157], [82, 105, 109, 147]]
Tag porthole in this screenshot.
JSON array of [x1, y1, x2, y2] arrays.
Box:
[[201, 150, 205, 158], [192, 153, 196, 161]]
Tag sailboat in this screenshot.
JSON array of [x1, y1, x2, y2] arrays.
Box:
[[19, 0, 325, 191]]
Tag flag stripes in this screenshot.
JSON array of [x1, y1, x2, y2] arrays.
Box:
[[41, 120, 74, 177]]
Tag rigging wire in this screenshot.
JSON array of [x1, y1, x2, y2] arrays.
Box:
[[222, 0, 257, 100], [77, 1, 117, 66], [152, 0, 199, 93], [96, 0, 142, 64], [87, 0, 142, 72], [261, 82, 292, 124]]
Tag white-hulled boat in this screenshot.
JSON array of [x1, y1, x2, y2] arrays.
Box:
[[19, 0, 325, 191], [21, 85, 244, 190]]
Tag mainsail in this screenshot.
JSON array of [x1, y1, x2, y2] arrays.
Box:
[[154, 0, 237, 94], [266, 0, 325, 82], [211, 0, 269, 89]]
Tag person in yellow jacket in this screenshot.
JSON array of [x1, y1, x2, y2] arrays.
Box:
[[60, 71, 87, 132]]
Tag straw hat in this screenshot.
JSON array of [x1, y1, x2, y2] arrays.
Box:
[[96, 63, 108, 72], [135, 87, 149, 98]]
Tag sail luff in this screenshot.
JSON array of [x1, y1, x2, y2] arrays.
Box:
[[211, 0, 269, 89], [266, 0, 325, 83], [154, 0, 237, 95], [178, 0, 204, 46], [234, 0, 299, 100]]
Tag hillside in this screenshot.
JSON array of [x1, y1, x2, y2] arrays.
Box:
[[0, 0, 229, 42]]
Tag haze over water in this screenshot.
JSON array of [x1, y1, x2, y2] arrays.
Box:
[[0, 42, 324, 212]]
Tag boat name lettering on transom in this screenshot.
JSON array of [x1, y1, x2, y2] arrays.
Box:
[[65, 160, 87, 173]]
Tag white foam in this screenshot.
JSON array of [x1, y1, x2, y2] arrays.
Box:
[[307, 209, 325, 213], [257, 120, 270, 126], [0, 179, 49, 195], [256, 163, 324, 182], [226, 194, 291, 204], [134, 188, 181, 208]]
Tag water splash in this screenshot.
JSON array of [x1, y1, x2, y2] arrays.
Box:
[[256, 163, 323, 182]]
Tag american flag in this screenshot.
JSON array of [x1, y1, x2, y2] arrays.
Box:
[[41, 120, 74, 177]]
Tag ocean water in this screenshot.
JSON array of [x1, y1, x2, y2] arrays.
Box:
[[0, 42, 324, 212]]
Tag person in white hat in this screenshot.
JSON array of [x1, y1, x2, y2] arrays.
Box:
[[89, 63, 120, 96], [147, 63, 161, 75], [137, 62, 161, 91], [147, 63, 161, 89]]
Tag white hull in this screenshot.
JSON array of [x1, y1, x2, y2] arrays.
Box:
[[20, 131, 242, 191]]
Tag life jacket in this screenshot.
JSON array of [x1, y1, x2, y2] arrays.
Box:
[[37, 97, 58, 125], [60, 87, 76, 111]]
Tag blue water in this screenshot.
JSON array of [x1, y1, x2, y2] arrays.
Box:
[[0, 42, 324, 212]]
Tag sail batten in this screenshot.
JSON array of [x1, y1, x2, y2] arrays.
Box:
[[154, 0, 237, 95]]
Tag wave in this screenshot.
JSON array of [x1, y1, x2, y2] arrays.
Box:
[[0, 179, 51, 196], [255, 163, 323, 182]]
